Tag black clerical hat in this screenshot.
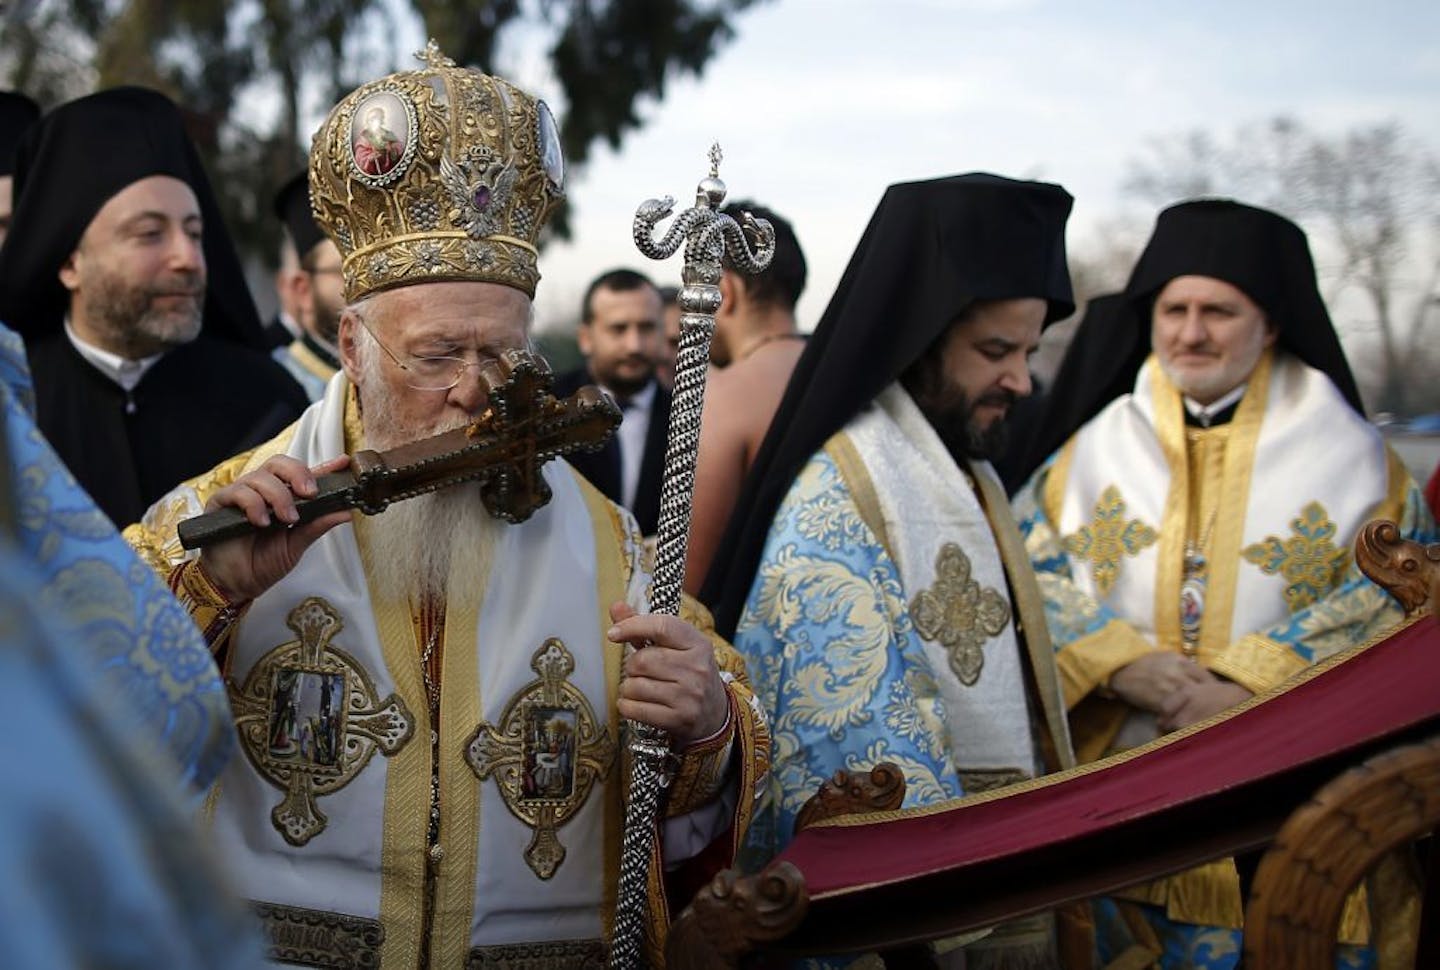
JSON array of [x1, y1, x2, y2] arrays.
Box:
[[0, 86, 266, 348], [702, 173, 1074, 637], [0, 91, 39, 177], [272, 171, 326, 260], [1006, 199, 1364, 495]]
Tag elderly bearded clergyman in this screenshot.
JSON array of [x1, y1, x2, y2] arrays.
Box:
[[126, 45, 769, 969]]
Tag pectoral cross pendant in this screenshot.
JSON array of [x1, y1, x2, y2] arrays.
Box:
[[1179, 544, 1206, 658]]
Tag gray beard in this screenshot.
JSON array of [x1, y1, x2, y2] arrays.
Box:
[[81, 271, 203, 357], [359, 484, 501, 604], [356, 366, 501, 604]]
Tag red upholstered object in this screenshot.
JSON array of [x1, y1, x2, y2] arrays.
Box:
[[767, 614, 1440, 951]]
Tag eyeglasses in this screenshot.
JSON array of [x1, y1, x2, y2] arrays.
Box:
[[354, 316, 488, 391]]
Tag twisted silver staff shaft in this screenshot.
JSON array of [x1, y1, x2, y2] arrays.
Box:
[[609, 145, 774, 970]]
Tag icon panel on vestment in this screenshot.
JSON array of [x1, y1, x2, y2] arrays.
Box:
[[466, 638, 616, 879], [230, 597, 416, 846]]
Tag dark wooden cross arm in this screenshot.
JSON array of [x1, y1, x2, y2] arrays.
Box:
[[177, 349, 621, 550]]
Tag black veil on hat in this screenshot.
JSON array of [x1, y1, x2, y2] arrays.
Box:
[[0, 91, 40, 176], [272, 170, 326, 261], [1019, 199, 1365, 484], [0, 86, 266, 349], [1005, 292, 1138, 490], [702, 172, 1074, 638]]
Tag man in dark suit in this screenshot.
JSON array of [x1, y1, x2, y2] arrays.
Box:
[[554, 268, 671, 535]]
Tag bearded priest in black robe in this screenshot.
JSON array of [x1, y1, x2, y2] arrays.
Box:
[[0, 86, 308, 527]]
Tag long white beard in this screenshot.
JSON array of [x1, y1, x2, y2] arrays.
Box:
[[354, 346, 501, 603], [360, 484, 500, 604]]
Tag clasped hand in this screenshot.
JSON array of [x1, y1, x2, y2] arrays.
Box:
[[1109, 651, 1252, 733]]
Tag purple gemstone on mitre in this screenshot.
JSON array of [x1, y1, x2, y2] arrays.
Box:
[[473, 185, 492, 210]]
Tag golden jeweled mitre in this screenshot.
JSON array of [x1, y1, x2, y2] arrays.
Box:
[[308, 40, 566, 302]]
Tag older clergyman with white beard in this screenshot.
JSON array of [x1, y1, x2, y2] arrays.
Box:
[[1013, 199, 1437, 967], [125, 46, 769, 968], [0, 87, 309, 527]]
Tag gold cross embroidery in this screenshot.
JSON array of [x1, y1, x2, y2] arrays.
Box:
[[465, 639, 616, 879], [230, 597, 416, 846], [1063, 485, 1158, 596], [911, 543, 1011, 686], [1242, 501, 1350, 611]]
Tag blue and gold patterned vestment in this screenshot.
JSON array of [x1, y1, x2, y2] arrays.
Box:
[[734, 384, 1072, 865], [1, 322, 233, 795]]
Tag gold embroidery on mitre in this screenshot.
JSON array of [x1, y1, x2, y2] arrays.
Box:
[[465, 638, 616, 879], [1241, 501, 1350, 611], [309, 40, 565, 302], [1063, 484, 1158, 596], [910, 542, 1011, 686], [230, 597, 415, 846]]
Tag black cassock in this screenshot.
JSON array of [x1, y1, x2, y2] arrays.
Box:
[[25, 332, 310, 528]]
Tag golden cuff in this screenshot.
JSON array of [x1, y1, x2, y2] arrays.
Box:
[[665, 695, 737, 818], [1056, 619, 1155, 709], [1208, 633, 1307, 695], [170, 558, 247, 652]]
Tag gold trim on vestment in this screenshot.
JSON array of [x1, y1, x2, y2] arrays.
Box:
[[253, 899, 385, 969], [807, 607, 1428, 833], [289, 340, 339, 384], [1055, 618, 1155, 711], [826, 433, 895, 562], [1209, 632, 1309, 696], [1203, 349, 1271, 657], [1040, 436, 1077, 533], [1148, 357, 1188, 652], [576, 473, 629, 941], [467, 939, 607, 968], [345, 381, 427, 969], [969, 461, 1075, 771], [434, 537, 490, 968], [1376, 446, 1410, 527]]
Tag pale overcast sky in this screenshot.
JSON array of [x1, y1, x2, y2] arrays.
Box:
[[385, 0, 1440, 334]]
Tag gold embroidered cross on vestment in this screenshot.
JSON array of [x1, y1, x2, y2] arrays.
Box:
[[911, 542, 1011, 686], [1242, 501, 1349, 612], [464, 639, 616, 878], [230, 597, 415, 846], [1063, 484, 1158, 596]]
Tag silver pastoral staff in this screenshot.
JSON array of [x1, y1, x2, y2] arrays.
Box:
[[610, 145, 775, 970]]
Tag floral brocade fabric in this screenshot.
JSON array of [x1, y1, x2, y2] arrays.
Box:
[[734, 450, 961, 865], [0, 324, 233, 794]]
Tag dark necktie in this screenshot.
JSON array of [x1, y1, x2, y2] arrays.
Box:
[[598, 394, 633, 505]]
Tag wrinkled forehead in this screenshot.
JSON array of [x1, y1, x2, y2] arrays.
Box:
[[1154, 274, 1262, 310], [368, 280, 532, 346]]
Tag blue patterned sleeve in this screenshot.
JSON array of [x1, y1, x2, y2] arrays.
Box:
[[733, 450, 961, 864], [1253, 482, 1438, 665], [1, 322, 234, 796]]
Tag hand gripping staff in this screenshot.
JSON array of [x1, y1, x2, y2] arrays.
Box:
[[609, 145, 775, 970]]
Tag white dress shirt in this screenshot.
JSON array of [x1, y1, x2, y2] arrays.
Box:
[[65, 319, 164, 411], [603, 380, 655, 509]]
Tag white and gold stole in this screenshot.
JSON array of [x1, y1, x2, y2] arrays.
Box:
[[1051, 351, 1392, 663], [836, 384, 1070, 789], [201, 375, 643, 968]]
